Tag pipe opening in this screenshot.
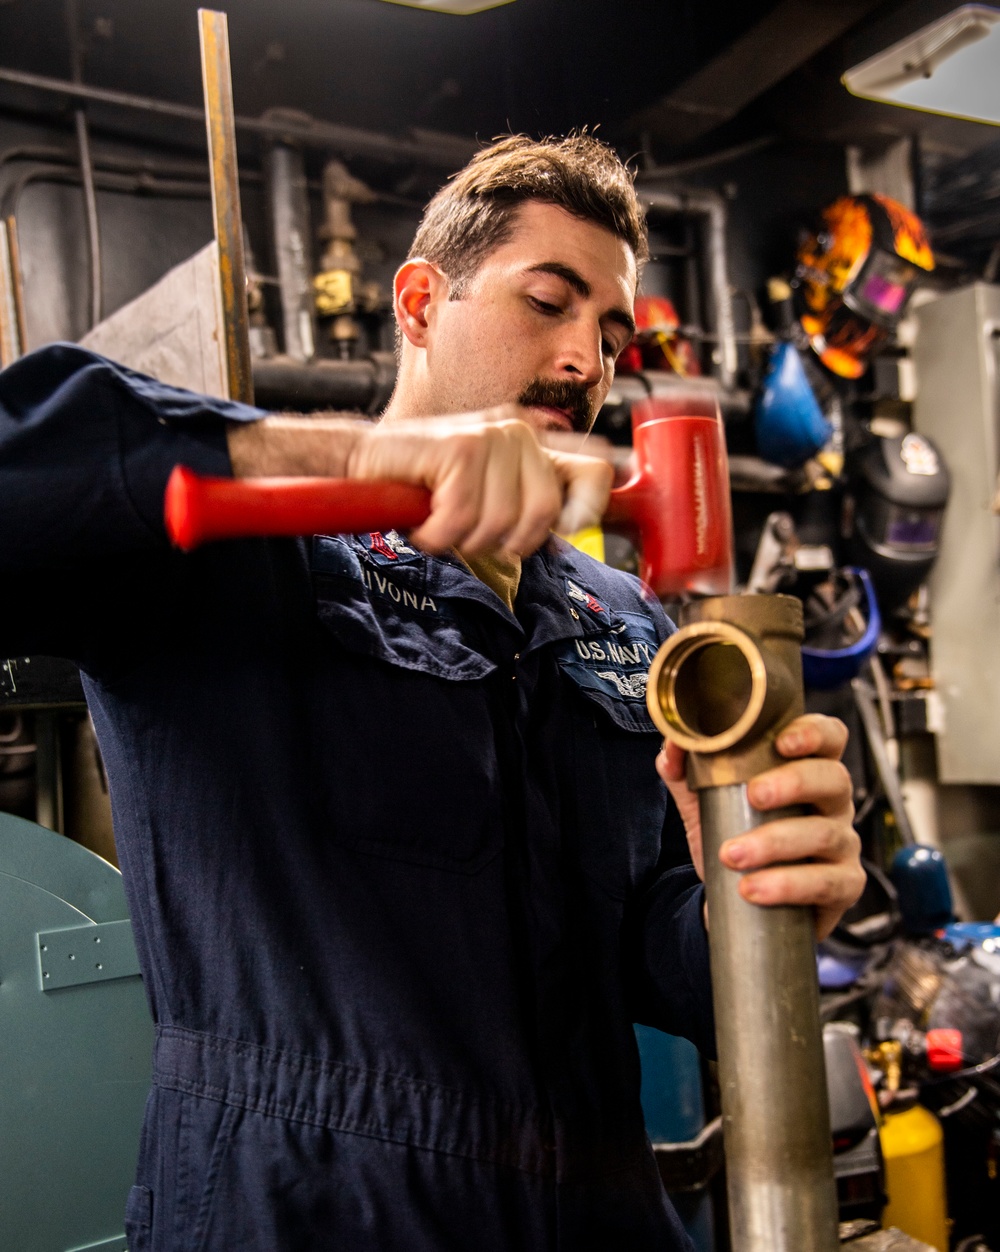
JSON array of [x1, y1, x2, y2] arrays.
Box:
[[647, 619, 769, 752], [673, 640, 754, 738]]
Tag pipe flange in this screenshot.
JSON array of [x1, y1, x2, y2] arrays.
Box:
[[646, 620, 766, 752]]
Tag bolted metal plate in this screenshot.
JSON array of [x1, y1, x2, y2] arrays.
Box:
[[37, 919, 141, 991]]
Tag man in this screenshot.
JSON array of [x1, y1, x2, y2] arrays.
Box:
[[0, 134, 862, 1250]]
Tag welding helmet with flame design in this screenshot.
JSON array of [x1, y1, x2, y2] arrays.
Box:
[[795, 195, 934, 379]]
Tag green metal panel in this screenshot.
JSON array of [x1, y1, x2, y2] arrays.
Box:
[[0, 812, 153, 1252]]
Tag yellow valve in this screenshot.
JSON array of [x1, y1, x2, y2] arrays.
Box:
[[313, 270, 353, 316]]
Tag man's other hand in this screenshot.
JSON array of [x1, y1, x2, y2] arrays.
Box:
[[656, 713, 864, 940]]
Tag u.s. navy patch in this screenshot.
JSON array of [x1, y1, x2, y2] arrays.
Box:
[[557, 609, 662, 732]]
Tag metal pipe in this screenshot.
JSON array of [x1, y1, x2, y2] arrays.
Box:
[[264, 142, 315, 362], [0, 65, 477, 169], [0, 143, 243, 182], [0, 217, 23, 364], [72, 110, 102, 327], [0, 165, 211, 217], [639, 188, 738, 392], [639, 134, 777, 182], [646, 594, 838, 1252], [5, 216, 26, 358], [65, 0, 102, 327], [34, 710, 64, 834], [199, 8, 253, 405], [852, 676, 916, 847], [251, 354, 396, 415]]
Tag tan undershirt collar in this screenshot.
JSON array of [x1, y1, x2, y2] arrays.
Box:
[[457, 548, 522, 614]]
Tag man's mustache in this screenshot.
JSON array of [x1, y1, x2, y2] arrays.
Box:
[[517, 379, 594, 434]]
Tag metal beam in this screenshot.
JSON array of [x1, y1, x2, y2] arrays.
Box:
[[199, 9, 253, 406], [628, 0, 886, 149]]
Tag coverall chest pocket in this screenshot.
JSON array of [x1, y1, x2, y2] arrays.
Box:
[[556, 629, 668, 900], [309, 542, 503, 874]]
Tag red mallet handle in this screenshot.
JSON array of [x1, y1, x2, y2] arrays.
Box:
[[165, 465, 432, 551]]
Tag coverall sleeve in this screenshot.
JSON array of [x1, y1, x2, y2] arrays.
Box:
[[623, 800, 717, 1058], [617, 588, 716, 1056], [0, 342, 264, 657]]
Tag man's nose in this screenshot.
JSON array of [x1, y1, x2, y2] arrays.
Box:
[[554, 321, 605, 390]]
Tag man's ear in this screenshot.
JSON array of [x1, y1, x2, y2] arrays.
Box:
[[394, 259, 448, 348]]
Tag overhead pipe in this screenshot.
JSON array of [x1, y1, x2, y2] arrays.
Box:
[[640, 134, 777, 182], [645, 594, 839, 1252], [64, 0, 102, 328], [0, 164, 211, 218], [639, 188, 738, 393], [0, 65, 477, 170]]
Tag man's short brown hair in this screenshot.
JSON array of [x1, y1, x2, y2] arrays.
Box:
[[409, 132, 648, 296]]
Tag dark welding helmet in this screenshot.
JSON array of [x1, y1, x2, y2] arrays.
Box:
[[795, 195, 934, 379], [847, 430, 950, 612]]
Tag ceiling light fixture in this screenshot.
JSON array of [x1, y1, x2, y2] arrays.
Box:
[[378, 0, 515, 13], [843, 4, 1000, 125]]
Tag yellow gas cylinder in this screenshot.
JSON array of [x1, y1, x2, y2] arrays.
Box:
[[880, 1101, 949, 1251]]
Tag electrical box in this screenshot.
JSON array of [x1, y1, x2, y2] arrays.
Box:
[[912, 283, 1000, 783]]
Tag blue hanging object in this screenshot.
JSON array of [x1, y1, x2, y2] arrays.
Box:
[[755, 341, 833, 467], [801, 567, 882, 691], [890, 845, 955, 935]]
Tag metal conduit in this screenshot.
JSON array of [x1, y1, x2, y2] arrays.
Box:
[[638, 187, 739, 392], [0, 65, 477, 169], [65, 0, 102, 328]]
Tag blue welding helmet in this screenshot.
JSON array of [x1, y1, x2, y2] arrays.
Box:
[[755, 340, 833, 467], [801, 566, 881, 690]]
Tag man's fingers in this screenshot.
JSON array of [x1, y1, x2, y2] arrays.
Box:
[[655, 741, 687, 785], [720, 812, 865, 940], [774, 713, 849, 761], [405, 431, 492, 552], [720, 812, 860, 873], [502, 430, 564, 556], [550, 451, 614, 536], [452, 428, 526, 555], [737, 860, 865, 941], [747, 756, 854, 818], [354, 411, 599, 558]]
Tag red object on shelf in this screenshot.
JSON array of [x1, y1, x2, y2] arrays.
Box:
[[926, 1028, 964, 1072]]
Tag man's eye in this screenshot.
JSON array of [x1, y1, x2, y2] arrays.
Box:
[[529, 297, 562, 316]]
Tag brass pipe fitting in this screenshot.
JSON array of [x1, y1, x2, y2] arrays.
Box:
[[646, 593, 805, 789]]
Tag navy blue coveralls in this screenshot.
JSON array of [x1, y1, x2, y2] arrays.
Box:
[[0, 345, 714, 1251]]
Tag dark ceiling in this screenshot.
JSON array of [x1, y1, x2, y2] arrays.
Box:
[[0, 0, 777, 146], [0, 0, 994, 162]]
